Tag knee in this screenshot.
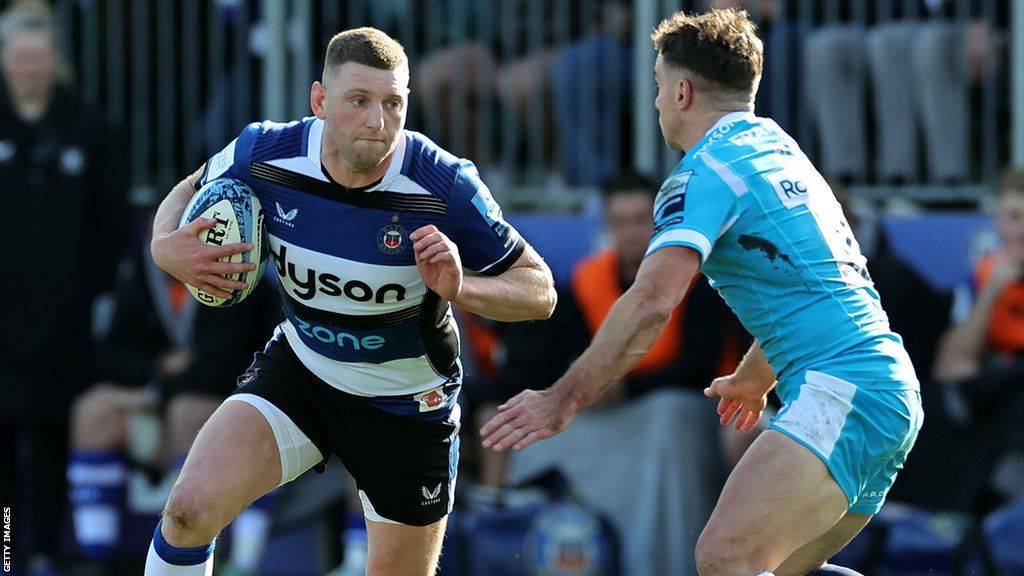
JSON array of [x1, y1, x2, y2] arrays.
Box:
[[695, 527, 762, 576], [162, 483, 224, 546]]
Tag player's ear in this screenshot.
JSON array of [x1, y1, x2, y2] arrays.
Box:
[[677, 77, 691, 111], [310, 81, 327, 119]]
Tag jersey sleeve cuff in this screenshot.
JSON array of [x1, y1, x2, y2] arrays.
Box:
[[472, 236, 527, 276], [645, 228, 713, 263]]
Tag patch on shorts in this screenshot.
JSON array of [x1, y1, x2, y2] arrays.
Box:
[[773, 371, 857, 459]]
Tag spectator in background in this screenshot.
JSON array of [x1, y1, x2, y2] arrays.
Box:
[[0, 2, 129, 575], [550, 1, 632, 186], [805, 0, 1005, 184], [66, 221, 280, 576], [415, 1, 633, 187], [935, 168, 1024, 423]]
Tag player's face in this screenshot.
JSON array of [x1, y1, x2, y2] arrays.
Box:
[[1, 31, 58, 101], [996, 191, 1024, 254], [654, 56, 684, 150], [606, 191, 655, 265], [318, 62, 409, 172]]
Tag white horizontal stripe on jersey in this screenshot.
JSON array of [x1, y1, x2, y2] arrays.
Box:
[[382, 174, 436, 196], [270, 237, 426, 314], [267, 156, 329, 181], [279, 324, 458, 396], [646, 228, 713, 262]]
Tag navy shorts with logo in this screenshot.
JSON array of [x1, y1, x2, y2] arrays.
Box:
[[233, 334, 461, 526]]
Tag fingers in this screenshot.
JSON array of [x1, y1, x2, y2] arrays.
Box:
[[416, 239, 452, 263], [704, 376, 728, 398], [514, 430, 546, 452], [409, 224, 439, 242], [210, 242, 255, 259], [183, 217, 217, 234], [738, 410, 761, 433], [204, 260, 258, 276], [480, 400, 520, 436], [485, 421, 531, 452], [719, 399, 742, 427], [201, 274, 249, 291], [194, 282, 234, 300]]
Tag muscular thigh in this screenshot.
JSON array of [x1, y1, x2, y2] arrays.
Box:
[[169, 400, 282, 523], [365, 516, 448, 576], [775, 513, 872, 576], [699, 430, 850, 572]]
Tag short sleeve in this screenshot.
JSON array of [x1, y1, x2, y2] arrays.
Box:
[[646, 164, 739, 263], [198, 122, 262, 187], [444, 161, 526, 275]]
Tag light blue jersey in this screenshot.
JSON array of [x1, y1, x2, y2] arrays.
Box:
[[647, 112, 918, 398], [647, 111, 923, 514]]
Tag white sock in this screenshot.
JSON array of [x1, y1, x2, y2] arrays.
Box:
[[144, 520, 215, 576]]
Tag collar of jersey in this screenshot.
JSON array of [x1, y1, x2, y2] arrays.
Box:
[[309, 119, 408, 194]]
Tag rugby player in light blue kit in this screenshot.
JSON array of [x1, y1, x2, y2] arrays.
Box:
[[147, 28, 555, 576], [482, 9, 923, 576]]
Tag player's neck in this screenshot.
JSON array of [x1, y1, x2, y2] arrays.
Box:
[[679, 106, 752, 153], [321, 148, 392, 189]]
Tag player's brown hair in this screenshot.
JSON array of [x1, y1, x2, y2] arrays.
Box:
[[651, 8, 763, 95], [324, 27, 408, 74]]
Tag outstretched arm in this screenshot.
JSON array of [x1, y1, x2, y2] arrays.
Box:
[[480, 245, 700, 451]]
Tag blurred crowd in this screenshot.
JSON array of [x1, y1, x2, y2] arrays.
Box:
[[1, 0, 1021, 575]]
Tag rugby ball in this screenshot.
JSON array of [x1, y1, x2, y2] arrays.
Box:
[[178, 178, 269, 307]]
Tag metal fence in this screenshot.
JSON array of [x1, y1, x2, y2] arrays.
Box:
[[3, 0, 1017, 208]]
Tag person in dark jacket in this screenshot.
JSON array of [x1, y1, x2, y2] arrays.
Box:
[[0, 3, 129, 574]]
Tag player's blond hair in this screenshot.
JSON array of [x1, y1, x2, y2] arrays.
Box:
[[651, 8, 763, 96], [324, 27, 408, 76]]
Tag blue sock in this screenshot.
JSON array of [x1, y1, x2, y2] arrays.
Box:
[[145, 519, 216, 576], [807, 564, 864, 576], [67, 450, 126, 560]]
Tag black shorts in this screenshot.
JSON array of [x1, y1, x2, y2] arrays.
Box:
[[232, 334, 461, 526]]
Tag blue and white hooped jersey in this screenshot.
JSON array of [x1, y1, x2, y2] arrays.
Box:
[[200, 118, 525, 397], [646, 112, 918, 396]]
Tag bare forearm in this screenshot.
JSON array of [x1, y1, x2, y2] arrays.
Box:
[[153, 168, 202, 240], [455, 263, 556, 322], [734, 341, 776, 393], [555, 286, 673, 411]]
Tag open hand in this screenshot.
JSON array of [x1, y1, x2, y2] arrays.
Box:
[[704, 375, 771, 433], [151, 218, 255, 299], [480, 388, 576, 452], [411, 225, 463, 301]]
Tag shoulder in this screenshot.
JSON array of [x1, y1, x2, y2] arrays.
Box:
[[400, 130, 480, 201], [245, 117, 311, 162]]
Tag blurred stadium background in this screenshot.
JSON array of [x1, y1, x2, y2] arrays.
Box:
[[2, 1, 1023, 576]]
